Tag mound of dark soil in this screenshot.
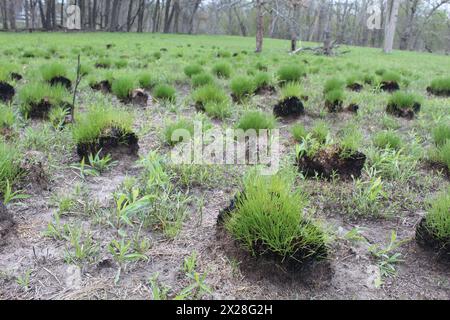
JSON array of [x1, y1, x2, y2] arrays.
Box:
[[0, 81, 15, 102], [346, 103, 360, 113], [10, 72, 23, 81], [91, 80, 112, 93], [416, 218, 450, 260], [28, 99, 72, 119], [380, 81, 400, 92], [427, 86, 450, 97], [297, 146, 366, 180], [273, 97, 305, 118], [325, 100, 344, 113], [49, 76, 72, 90], [106, 44, 114, 49], [0, 201, 15, 246], [76, 127, 139, 160], [95, 63, 109, 69], [386, 102, 421, 119], [347, 83, 363, 92]]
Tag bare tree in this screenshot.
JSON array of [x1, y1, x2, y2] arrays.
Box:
[[256, 0, 264, 52], [384, 0, 401, 53]]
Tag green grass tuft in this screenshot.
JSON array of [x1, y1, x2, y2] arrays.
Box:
[[0, 142, 20, 194], [277, 65, 306, 83], [153, 84, 176, 102], [432, 123, 450, 147], [230, 76, 255, 100], [212, 62, 231, 79], [184, 64, 203, 78], [111, 76, 136, 100], [236, 111, 276, 131], [40, 63, 67, 81], [424, 189, 450, 242], [373, 130, 403, 150]]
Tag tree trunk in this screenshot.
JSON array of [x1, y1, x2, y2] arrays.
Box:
[[61, 0, 65, 26], [255, 0, 264, 53], [109, 0, 121, 31], [1, 0, 8, 30], [188, 0, 201, 34], [383, 0, 400, 53], [234, 6, 247, 37], [127, 0, 135, 31], [104, 0, 111, 29], [153, 0, 160, 32], [163, 0, 172, 33], [137, 0, 145, 32], [7, 0, 16, 30], [25, 0, 30, 29], [399, 0, 419, 50], [38, 0, 47, 29], [92, 0, 97, 30]]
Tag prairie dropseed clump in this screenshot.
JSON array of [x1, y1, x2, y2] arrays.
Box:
[[0, 142, 20, 194], [416, 189, 450, 257], [237, 110, 276, 131], [72, 105, 138, 159], [324, 78, 345, 94], [277, 65, 306, 84], [373, 130, 403, 150], [222, 171, 328, 266], [253, 72, 274, 94], [386, 91, 422, 119], [325, 89, 345, 112], [164, 118, 195, 146], [192, 84, 229, 111], [212, 62, 231, 79], [380, 71, 401, 92], [432, 123, 450, 147], [191, 73, 214, 88], [428, 77, 450, 97], [111, 76, 136, 101], [346, 74, 364, 92], [184, 65, 203, 78], [40, 63, 67, 82], [0, 104, 15, 132], [230, 76, 255, 102], [291, 124, 307, 142], [153, 84, 176, 102], [138, 73, 157, 89], [18, 83, 70, 119], [273, 82, 305, 118]]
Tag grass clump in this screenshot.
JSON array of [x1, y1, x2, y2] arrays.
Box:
[[40, 63, 67, 81], [388, 91, 422, 109], [0, 142, 20, 194], [72, 105, 133, 144], [280, 82, 303, 100], [436, 140, 450, 171], [111, 76, 135, 100], [224, 171, 328, 260], [381, 71, 401, 83], [0, 104, 15, 129], [340, 126, 363, 158], [291, 124, 307, 142], [138, 73, 158, 89], [192, 84, 228, 108], [18, 83, 69, 116], [184, 65, 203, 78], [164, 119, 195, 146], [324, 78, 344, 94], [277, 65, 306, 84], [373, 131, 403, 150], [153, 84, 176, 102], [432, 123, 450, 147], [325, 89, 345, 104], [423, 189, 450, 243], [191, 73, 214, 88], [429, 77, 450, 95], [253, 72, 272, 91], [230, 76, 255, 101], [311, 121, 330, 144], [237, 111, 276, 131], [212, 62, 231, 79]]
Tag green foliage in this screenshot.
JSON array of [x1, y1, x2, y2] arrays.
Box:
[[164, 119, 195, 146], [432, 123, 450, 147], [325, 89, 345, 103], [236, 110, 276, 131], [373, 131, 403, 150], [0, 104, 15, 128], [18, 83, 69, 116], [291, 124, 307, 142], [154, 84, 176, 102], [280, 82, 302, 100], [340, 126, 363, 158], [381, 71, 401, 83], [212, 62, 231, 78], [204, 101, 231, 119], [324, 78, 345, 94], [114, 59, 128, 69], [191, 73, 214, 88], [311, 121, 330, 144], [436, 140, 450, 171], [388, 91, 422, 109], [0, 142, 20, 194], [429, 77, 450, 94], [138, 73, 158, 89], [96, 57, 112, 68], [111, 76, 136, 100], [253, 72, 272, 90], [40, 63, 67, 81], [192, 84, 228, 107], [225, 171, 328, 259], [184, 64, 203, 78], [277, 64, 306, 83], [230, 76, 255, 100], [72, 105, 133, 144], [424, 189, 450, 241]]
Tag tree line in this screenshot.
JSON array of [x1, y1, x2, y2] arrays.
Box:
[[1, 0, 449, 53]]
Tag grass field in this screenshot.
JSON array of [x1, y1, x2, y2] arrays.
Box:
[[0, 32, 449, 300]]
